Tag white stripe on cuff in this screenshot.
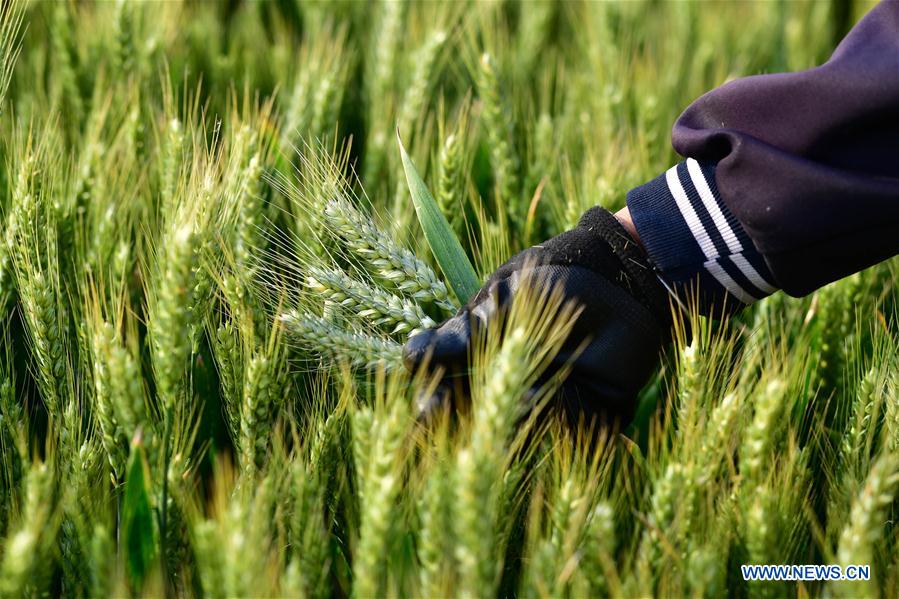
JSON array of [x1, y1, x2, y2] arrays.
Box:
[[686, 158, 742, 254], [682, 159, 778, 298], [667, 165, 757, 302], [665, 166, 716, 259], [730, 254, 777, 295], [705, 259, 758, 304]]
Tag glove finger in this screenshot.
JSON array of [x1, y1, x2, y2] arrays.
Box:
[[413, 373, 472, 425], [414, 382, 453, 425], [402, 310, 472, 374], [555, 374, 637, 429]]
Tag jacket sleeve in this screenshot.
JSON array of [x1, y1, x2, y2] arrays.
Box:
[[626, 0, 899, 313]]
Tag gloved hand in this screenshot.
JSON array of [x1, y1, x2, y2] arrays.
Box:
[[403, 206, 675, 426]]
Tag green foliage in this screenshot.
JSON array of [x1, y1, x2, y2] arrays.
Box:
[[399, 133, 480, 303], [122, 438, 156, 590], [0, 0, 894, 597]]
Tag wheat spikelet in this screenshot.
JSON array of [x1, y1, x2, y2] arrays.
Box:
[[126, 103, 146, 163], [523, 112, 556, 242], [418, 458, 456, 596], [476, 53, 520, 221], [582, 502, 615, 595], [161, 119, 185, 220], [104, 331, 143, 439], [743, 486, 775, 566], [686, 545, 725, 598], [306, 266, 436, 335], [673, 391, 742, 544], [741, 379, 786, 485], [516, 0, 554, 75], [287, 459, 330, 599], [284, 68, 312, 146], [550, 477, 575, 558], [351, 406, 374, 491], [236, 150, 265, 273], [8, 152, 71, 416], [239, 353, 286, 472], [843, 366, 879, 472], [0, 0, 23, 115], [834, 454, 899, 596], [531, 477, 577, 596], [699, 392, 740, 465], [882, 366, 899, 453], [0, 462, 57, 596], [88, 524, 113, 598], [90, 325, 128, 477], [0, 376, 26, 472], [529, 536, 559, 598], [454, 446, 497, 598], [823, 366, 885, 532], [187, 185, 216, 351], [452, 277, 580, 597], [322, 197, 456, 312], [113, 0, 136, 76], [398, 29, 448, 141], [14, 200, 68, 416], [151, 225, 197, 409], [214, 320, 242, 441], [455, 327, 529, 597], [471, 328, 528, 450], [194, 473, 280, 597], [647, 463, 684, 551], [353, 397, 408, 598], [676, 337, 701, 438], [310, 66, 349, 142], [370, 0, 404, 104], [281, 310, 403, 370], [812, 277, 859, 394], [0, 154, 28, 301], [631, 461, 686, 594], [50, 3, 84, 135], [436, 130, 465, 234], [526, 112, 554, 194], [193, 520, 227, 597], [87, 311, 144, 479], [19, 270, 69, 417], [363, 0, 405, 185]]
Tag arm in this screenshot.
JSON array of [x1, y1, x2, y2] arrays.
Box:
[[405, 2, 899, 424], [627, 0, 899, 312]]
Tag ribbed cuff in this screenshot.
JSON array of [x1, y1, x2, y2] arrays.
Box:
[[626, 159, 778, 314]]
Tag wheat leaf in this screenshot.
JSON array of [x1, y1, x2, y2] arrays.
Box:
[[397, 130, 480, 303], [122, 435, 157, 589]]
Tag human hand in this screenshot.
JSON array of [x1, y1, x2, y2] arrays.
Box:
[[403, 206, 674, 427]]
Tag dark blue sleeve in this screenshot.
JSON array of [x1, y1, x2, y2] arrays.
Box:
[[627, 0, 899, 312]]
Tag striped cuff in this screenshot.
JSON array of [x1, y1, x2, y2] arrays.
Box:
[[626, 159, 778, 314]]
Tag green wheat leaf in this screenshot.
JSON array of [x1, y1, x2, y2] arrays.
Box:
[[398, 130, 480, 303], [122, 434, 156, 589]]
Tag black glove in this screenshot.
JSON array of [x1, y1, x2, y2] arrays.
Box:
[[403, 207, 674, 427]]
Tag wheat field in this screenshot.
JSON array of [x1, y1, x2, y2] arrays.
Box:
[[0, 0, 896, 597]]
